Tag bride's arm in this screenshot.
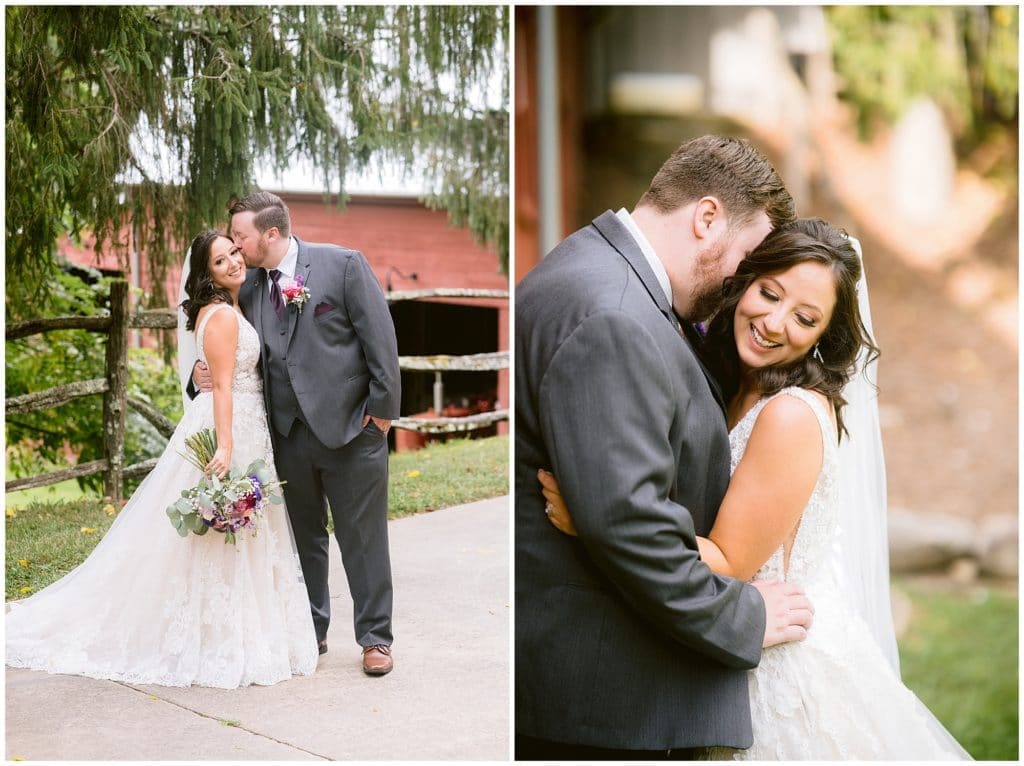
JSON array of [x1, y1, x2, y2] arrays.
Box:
[[700, 394, 824, 581], [199, 307, 238, 478], [541, 393, 825, 581]]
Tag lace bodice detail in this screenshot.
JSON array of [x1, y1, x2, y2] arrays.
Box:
[[704, 385, 968, 760], [729, 387, 839, 585], [196, 304, 262, 397]]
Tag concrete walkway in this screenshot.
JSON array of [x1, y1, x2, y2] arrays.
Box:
[[6, 496, 510, 761]]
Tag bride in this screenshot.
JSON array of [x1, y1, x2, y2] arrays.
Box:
[[6, 229, 317, 688], [541, 218, 970, 760]]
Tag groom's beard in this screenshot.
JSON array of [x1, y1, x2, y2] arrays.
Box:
[[687, 239, 729, 322]]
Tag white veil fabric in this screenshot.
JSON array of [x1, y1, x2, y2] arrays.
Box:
[[837, 238, 971, 759], [833, 237, 900, 672], [176, 251, 197, 411]]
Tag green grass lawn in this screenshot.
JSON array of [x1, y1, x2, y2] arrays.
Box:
[[5, 478, 92, 507], [6, 434, 508, 600], [386, 434, 509, 518], [5, 498, 119, 599], [895, 577, 1019, 761]]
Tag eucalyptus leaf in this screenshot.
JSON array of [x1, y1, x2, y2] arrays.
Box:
[[188, 513, 207, 534]]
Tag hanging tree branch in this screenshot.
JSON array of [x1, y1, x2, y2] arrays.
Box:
[[6, 5, 509, 312]]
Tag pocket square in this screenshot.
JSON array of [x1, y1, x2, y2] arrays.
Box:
[[314, 302, 336, 318]]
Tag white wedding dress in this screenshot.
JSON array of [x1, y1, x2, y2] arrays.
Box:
[[6, 305, 317, 688], [705, 387, 969, 760]]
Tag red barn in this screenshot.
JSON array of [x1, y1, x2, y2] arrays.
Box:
[[57, 192, 509, 447]]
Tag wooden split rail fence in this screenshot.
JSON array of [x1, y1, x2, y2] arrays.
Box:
[[6, 280, 508, 501]]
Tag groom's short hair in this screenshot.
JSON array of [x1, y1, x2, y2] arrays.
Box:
[[229, 191, 291, 238], [637, 135, 795, 231]]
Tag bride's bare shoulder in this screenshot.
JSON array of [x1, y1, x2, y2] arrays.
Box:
[[196, 302, 239, 343], [758, 388, 835, 437], [196, 301, 235, 325]]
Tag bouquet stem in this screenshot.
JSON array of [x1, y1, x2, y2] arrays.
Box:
[[181, 428, 218, 472]]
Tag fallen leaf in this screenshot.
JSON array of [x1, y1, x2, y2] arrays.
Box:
[[103, 503, 117, 516], [18, 587, 32, 594], [81, 527, 97, 535], [17, 559, 29, 568], [405, 469, 421, 478]]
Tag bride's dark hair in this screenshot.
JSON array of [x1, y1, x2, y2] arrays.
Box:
[[180, 229, 236, 331], [699, 217, 879, 439]]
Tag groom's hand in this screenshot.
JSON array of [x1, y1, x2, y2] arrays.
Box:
[[363, 414, 392, 435], [752, 579, 814, 648], [192, 361, 213, 393]]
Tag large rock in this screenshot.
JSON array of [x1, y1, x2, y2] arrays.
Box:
[[887, 508, 975, 573], [975, 513, 1018, 578]]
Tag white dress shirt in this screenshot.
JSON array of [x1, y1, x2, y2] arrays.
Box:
[[267, 237, 299, 291]]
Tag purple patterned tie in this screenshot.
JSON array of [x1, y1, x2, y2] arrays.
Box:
[[269, 269, 284, 320]]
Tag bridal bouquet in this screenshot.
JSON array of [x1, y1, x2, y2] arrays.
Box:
[[166, 429, 286, 546]]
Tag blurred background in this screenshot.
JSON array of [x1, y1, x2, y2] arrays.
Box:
[[515, 6, 1017, 758]]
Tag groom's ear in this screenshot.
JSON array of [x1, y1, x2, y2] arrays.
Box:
[[692, 196, 723, 241]]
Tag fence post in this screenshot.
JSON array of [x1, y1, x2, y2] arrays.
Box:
[[103, 280, 129, 502]]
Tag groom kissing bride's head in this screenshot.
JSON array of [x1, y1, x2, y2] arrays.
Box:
[[514, 134, 810, 759], [631, 134, 795, 323], [517, 132, 971, 760]]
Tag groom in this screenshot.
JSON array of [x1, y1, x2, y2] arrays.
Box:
[[194, 191, 400, 675], [516, 136, 811, 758]]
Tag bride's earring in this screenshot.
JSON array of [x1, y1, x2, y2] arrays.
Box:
[[813, 343, 824, 363]]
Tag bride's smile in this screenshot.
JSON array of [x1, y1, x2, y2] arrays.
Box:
[[749, 324, 782, 349]]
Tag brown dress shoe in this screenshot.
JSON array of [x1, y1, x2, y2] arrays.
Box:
[[317, 639, 328, 656], [361, 644, 393, 676]]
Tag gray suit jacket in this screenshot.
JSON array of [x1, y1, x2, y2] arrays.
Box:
[[515, 211, 766, 750], [240, 237, 400, 449]]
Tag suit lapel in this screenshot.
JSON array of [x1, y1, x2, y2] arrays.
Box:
[[591, 211, 678, 332], [245, 269, 267, 344], [285, 239, 313, 349], [592, 210, 727, 417], [680, 320, 727, 415]]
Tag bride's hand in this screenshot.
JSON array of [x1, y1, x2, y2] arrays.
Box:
[[538, 469, 578, 536], [206, 445, 232, 479]]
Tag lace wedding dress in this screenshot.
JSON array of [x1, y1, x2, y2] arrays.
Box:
[[705, 387, 969, 760], [7, 305, 317, 688]]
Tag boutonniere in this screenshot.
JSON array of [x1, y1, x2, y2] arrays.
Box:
[[280, 275, 311, 313]]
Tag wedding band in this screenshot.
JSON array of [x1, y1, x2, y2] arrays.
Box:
[[544, 502, 554, 516]]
